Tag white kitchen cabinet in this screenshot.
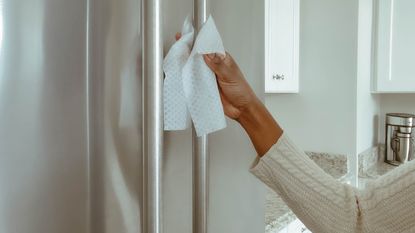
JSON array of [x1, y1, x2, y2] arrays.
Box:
[[373, 0, 415, 93], [264, 0, 300, 93]]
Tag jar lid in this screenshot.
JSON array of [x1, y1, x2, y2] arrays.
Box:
[[396, 132, 412, 138], [386, 113, 415, 127]]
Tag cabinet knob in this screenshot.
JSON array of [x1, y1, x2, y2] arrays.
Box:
[[272, 74, 285, 80]]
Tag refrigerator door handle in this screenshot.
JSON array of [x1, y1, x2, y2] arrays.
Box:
[[193, 0, 209, 233], [142, 0, 210, 232], [142, 0, 163, 232]]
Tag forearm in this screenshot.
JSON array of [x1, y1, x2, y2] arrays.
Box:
[[236, 97, 283, 156], [250, 134, 359, 233]]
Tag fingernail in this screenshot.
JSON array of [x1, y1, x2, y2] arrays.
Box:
[[207, 53, 216, 59], [217, 53, 226, 60]]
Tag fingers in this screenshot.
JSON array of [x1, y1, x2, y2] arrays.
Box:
[[203, 53, 230, 76], [175, 33, 181, 41], [206, 53, 226, 64]]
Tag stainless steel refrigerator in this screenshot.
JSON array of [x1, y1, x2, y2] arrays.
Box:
[[0, 0, 265, 232]]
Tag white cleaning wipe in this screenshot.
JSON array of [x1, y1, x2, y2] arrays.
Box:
[[163, 16, 194, 130], [163, 16, 227, 137]]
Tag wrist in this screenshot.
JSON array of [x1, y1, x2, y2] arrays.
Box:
[[237, 98, 283, 156], [236, 97, 265, 126]]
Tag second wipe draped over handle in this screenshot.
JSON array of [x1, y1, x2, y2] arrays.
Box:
[[163, 16, 227, 137]]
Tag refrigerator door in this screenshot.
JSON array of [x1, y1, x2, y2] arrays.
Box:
[[0, 0, 143, 232], [88, 0, 142, 233], [0, 0, 266, 233], [0, 0, 89, 233]]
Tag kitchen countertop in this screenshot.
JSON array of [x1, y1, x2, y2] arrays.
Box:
[[358, 162, 396, 188], [358, 144, 397, 188]]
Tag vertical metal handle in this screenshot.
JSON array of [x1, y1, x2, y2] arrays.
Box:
[[193, 132, 208, 233], [193, 1, 209, 233], [142, 0, 163, 232]]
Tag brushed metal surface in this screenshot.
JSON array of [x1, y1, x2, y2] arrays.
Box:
[[385, 113, 415, 165], [385, 125, 415, 165], [142, 0, 163, 233], [386, 113, 415, 127], [0, 0, 89, 232], [87, 0, 142, 232], [193, 0, 208, 232], [0, 0, 267, 232], [192, 132, 209, 233], [0, 0, 143, 232]]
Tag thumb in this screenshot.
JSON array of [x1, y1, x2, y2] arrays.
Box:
[[203, 53, 228, 76]]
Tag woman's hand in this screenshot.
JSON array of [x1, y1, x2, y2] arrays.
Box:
[[203, 53, 259, 120], [175, 33, 258, 121], [204, 52, 283, 156], [174, 33, 283, 156]]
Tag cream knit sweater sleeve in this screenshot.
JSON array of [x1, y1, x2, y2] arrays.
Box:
[[250, 133, 415, 233]]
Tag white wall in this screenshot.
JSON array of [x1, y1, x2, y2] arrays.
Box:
[[265, 0, 415, 185], [265, 0, 359, 157], [162, 1, 266, 233], [356, 0, 380, 154]]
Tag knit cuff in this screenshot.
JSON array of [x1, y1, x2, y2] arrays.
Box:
[[249, 132, 287, 173]]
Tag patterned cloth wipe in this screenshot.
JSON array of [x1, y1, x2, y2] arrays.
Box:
[[163, 16, 226, 137]]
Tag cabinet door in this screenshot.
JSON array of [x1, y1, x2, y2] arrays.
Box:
[[374, 0, 415, 93], [265, 0, 300, 93]]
